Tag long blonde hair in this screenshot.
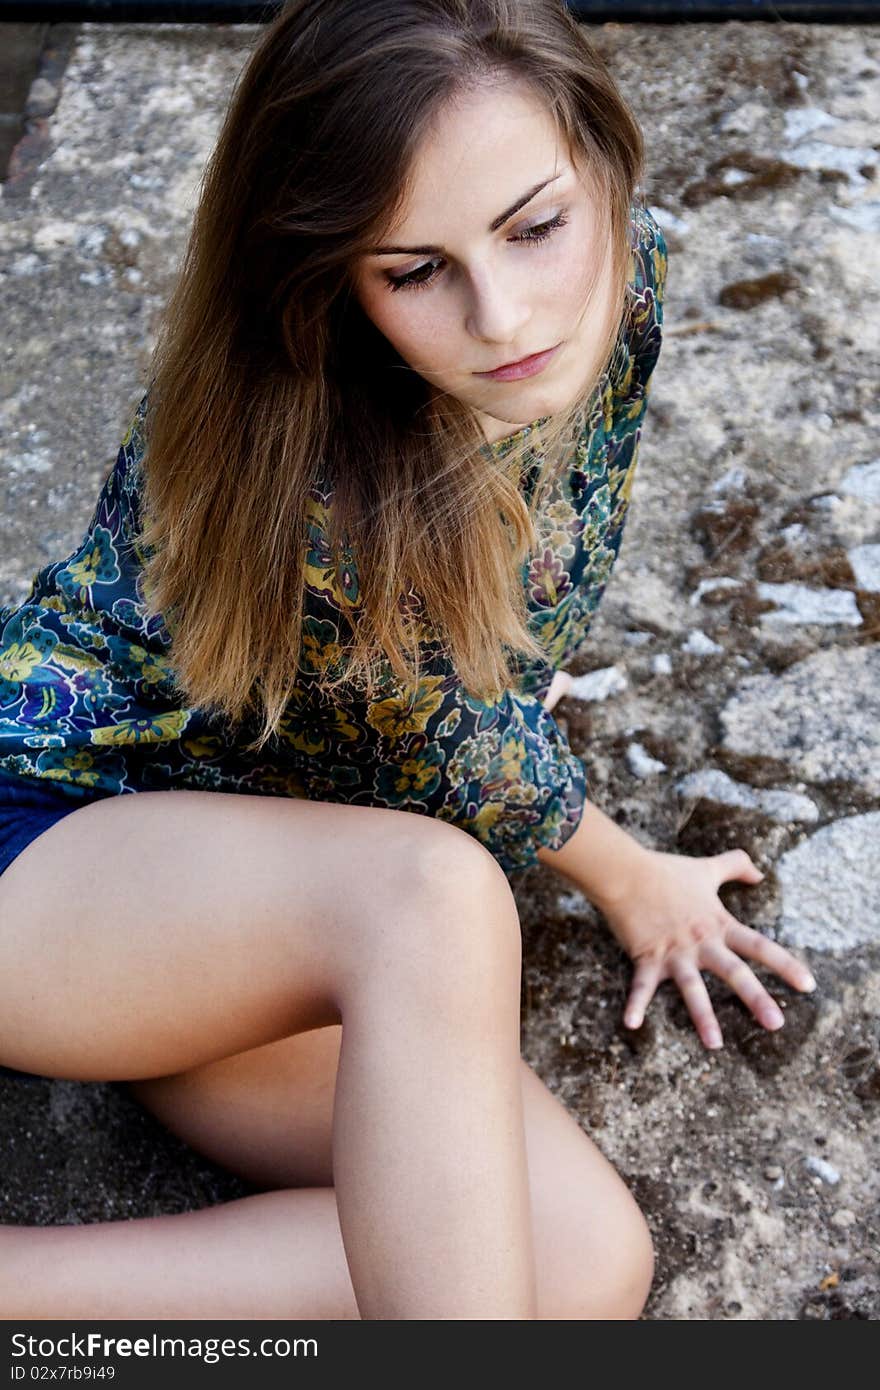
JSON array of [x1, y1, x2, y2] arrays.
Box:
[[139, 0, 645, 754]]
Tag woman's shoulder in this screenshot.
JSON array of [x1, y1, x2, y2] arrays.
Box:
[[627, 200, 669, 327], [118, 388, 150, 491], [604, 200, 669, 405]]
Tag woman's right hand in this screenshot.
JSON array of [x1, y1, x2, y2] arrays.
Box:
[[598, 847, 817, 1050], [541, 670, 572, 713]]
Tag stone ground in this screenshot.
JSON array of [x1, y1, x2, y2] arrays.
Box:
[[1, 17, 878, 1321]]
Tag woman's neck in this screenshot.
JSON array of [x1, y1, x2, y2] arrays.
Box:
[[476, 409, 541, 448]]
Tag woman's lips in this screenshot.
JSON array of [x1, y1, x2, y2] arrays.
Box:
[[474, 342, 562, 382]]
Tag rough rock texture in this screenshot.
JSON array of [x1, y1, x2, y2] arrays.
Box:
[[776, 813, 880, 952], [2, 19, 879, 1322], [676, 768, 820, 823], [720, 646, 880, 795], [568, 664, 629, 700], [841, 459, 880, 504], [756, 580, 863, 625], [848, 543, 880, 591]]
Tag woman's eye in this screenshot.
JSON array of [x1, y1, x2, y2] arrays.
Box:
[[516, 210, 569, 245], [384, 210, 569, 294], [386, 260, 438, 293]]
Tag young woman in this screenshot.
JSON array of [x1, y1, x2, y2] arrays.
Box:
[[0, 0, 814, 1320]]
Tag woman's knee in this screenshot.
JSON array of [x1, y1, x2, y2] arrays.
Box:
[[552, 1190, 654, 1321], [415, 816, 515, 909], [342, 814, 522, 1014], [602, 1198, 654, 1320], [523, 1067, 655, 1321]]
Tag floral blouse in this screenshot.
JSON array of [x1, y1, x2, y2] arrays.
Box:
[[0, 203, 667, 876]]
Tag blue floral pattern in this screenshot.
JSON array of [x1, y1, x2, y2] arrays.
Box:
[[0, 203, 667, 875]]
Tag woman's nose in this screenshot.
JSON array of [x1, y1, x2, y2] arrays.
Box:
[[464, 266, 531, 347]]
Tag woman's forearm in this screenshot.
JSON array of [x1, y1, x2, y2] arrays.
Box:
[[535, 797, 652, 912]]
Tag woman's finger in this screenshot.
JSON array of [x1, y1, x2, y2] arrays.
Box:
[[700, 940, 786, 1031], [623, 956, 663, 1030], [711, 846, 765, 889], [723, 918, 817, 994], [671, 961, 723, 1050]]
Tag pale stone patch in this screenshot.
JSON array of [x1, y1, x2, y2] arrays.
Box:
[[829, 202, 880, 235], [627, 742, 667, 778], [847, 543, 880, 592], [783, 106, 837, 143], [757, 582, 862, 626], [776, 813, 880, 951], [784, 140, 877, 186], [720, 646, 880, 795], [682, 629, 724, 654], [566, 666, 628, 702], [676, 768, 820, 824], [840, 460, 880, 504]]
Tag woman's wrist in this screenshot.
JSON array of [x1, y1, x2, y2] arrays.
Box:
[[536, 796, 654, 913]]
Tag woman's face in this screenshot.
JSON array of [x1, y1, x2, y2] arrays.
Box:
[[350, 78, 618, 446]]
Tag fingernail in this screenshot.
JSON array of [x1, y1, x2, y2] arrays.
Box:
[[766, 1007, 785, 1030], [801, 973, 817, 992], [624, 1013, 640, 1029], [706, 1030, 723, 1049]]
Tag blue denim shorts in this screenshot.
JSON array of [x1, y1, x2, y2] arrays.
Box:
[[0, 769, 99, 1085], [0, 768, 90, 879]]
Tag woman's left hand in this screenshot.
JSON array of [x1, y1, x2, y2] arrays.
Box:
[[599, 847, 816, 1050]]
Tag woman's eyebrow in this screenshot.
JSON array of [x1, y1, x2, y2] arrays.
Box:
[[369, 171, 566, 256]]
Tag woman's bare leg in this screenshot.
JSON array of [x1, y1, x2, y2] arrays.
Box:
[[0, 1031, 653, 1321], [0, 1190, 355, 1321], [128, 1027, 652, 1320], [0, 789, 535, 1319]]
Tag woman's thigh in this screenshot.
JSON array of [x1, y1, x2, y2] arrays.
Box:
[[127, 1026, 653, 1318], [0, 787, 505, 1083]]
